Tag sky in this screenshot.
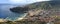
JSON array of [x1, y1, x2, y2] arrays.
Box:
[[0, 0, 50, 4]]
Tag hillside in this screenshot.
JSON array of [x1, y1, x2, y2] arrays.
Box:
[[1, 1, 60, 24]]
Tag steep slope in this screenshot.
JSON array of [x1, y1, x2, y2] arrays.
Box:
[[9, 1, 60, 21], [21, 1, 60, 22]]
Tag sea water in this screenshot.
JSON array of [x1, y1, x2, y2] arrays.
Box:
[[0, 4, 26, 21]]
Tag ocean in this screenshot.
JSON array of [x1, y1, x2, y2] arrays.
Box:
[[0, 4, 26, 21]]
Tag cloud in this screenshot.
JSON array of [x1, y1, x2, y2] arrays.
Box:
[[0, 0, 50, 4], [9, 0, 50, 4]]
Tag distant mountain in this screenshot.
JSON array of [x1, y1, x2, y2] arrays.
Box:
[[51, 0, 60, 1], [25, 1, 60, 10]]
